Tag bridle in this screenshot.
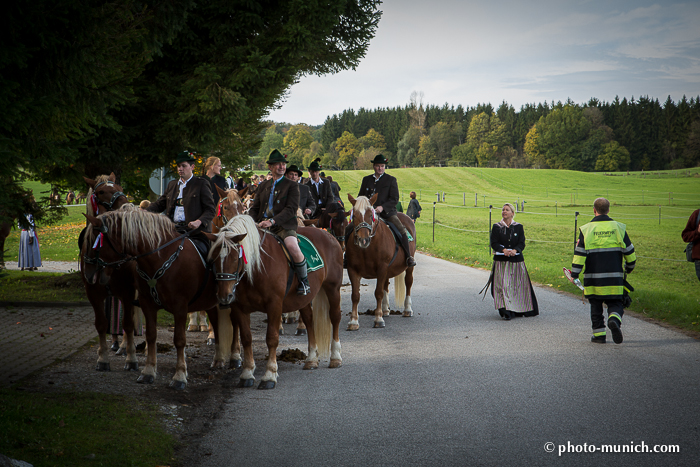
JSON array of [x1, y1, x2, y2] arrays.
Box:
[[352, 208, 378, 246], [329, 216, 346, 244], [93, 180, 127, 211], [212, 236, 247, 302]]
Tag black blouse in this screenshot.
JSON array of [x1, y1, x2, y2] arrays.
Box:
[[490, 222, 526, 263]]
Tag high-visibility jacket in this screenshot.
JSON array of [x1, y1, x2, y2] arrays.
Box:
[[571, 215, 636, 299]]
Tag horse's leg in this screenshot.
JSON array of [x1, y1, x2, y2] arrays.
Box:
[[88, 291, 111, 371], [403, 266, 414, 317], [238, 311, 256, 387], [347, 268, 361, 331], [324, 282, 343, 368], [137, 303, 159, 384], [299, 304, 318, 370], [187, 312, 198, 332], [373, 271, 387, 328], [169, 311, 188, 390], [206, 321, 215, 345], [382, 278, 390, 316], [120, 299, 139, 371], [259, 307, 282, 389], [278, 318, 284, 335], [199, 311, 208, 332], [294, 310, 307, 336]]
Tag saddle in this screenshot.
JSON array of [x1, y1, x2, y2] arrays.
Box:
[[265, 230, 324, 297]]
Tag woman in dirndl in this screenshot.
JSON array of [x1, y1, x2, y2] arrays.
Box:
[[18, 213, 42, 271], [489, 203, 538, 320]]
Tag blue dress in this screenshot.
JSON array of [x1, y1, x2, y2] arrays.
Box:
[[18, 214, 42, 269]]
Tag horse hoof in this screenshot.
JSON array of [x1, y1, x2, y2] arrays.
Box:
[[347, 323, 359, 331], [95, 362, 111, 372], [124, 362, 139, 371], [303, 361, 318, 370], [238, 378, 255, 388], [373, 321, 386, 328], [258, 380, 276, 390], [329, 359, 342, 369], [279, 328, 284, 335], [137, 374, 154, 384], [110, 342, 119, 351], [207, 338, 215, 346], [187, 325, 198, 332], [169, 380, 186, 390], [199, 325, 208, 332], [295, 329, 307, 336], [403, 311, 413, 317], [230, 359, 242, 370]]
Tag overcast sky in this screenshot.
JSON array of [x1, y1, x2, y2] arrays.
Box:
[[266, 0, 700, 126]]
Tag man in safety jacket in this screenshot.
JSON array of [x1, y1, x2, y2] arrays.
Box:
[[570, 198, 636, 344]]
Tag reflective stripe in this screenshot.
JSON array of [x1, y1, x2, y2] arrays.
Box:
[[571, 265, 583, 274], [593, 329, 607, 337], [585, 285, 622, 296], [623, 243, 635, 253], [586, 247, 626, 253], [575, 246, 586, 254], [584, 272, 624, 279], [609, 312, 622, 323]]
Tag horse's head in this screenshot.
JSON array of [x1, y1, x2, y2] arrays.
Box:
[[326, 201, 349, 251], [207, 215, 262, 306], [84, 173, 128, 213], [348, 193, 378, 249], [214, 186, 246, 230], [82, 212, 126, 286]]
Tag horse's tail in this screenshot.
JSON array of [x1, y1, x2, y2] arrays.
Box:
[[216, 307, 233, 364], [394, 271, 407, 307], [312, 288, 332, 359]]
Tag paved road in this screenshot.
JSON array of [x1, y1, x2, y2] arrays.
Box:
[[197, 252, 699, 467]]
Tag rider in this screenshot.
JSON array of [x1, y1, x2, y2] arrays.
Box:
[[349, 154, 416, 267], [286, 164, 315, 219], [148, 151, 216, 234], [248, 150, 310, 295], [304, 158, 334, 219]]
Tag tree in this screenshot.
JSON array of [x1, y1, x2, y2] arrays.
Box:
[[595, 142, 631, 171], [417, 135, 436, 166], [451, 143, 476, 166], [429, 122, 460, 162], [335, 131, 362, 169], [258, 125, 285, 159], [397, 127, 421, 167], [524, 124, 545, 167], [408, 91, 426, 130], [283, 125, 314, 155], [359, 128, 387, 152]]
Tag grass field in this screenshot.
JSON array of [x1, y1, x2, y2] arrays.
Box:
[[4, 168, 700, 331]]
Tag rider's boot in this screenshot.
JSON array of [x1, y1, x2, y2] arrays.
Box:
[[294, 258, 311, 295], [400, 233, 416, 267]]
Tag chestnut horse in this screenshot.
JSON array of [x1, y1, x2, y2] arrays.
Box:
[[83, 209, 222, 390], [206, 215, 343, 389], [80, 174, 140, 371], [303, 201, 349, 252], [346, 194, 416, 330]]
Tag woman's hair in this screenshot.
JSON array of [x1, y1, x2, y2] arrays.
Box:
[[203, 156, 220, 175], [410, 191, 416, 199], [503, 203, 516, 217]]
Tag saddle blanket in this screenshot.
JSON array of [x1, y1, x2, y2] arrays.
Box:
[[298, 234, 324, 272]]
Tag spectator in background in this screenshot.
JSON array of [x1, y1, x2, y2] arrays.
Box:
[[18, 208, 41, 271], [326, 175, 342, 205], [682, 208, 700, 281], [203, 156, 227, 205], [406, 191, 422, 222]]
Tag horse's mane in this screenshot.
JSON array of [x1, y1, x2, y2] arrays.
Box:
[[100, 209, 177, 252], [82, 204, 139, 256], [208, 214, 264, 284], [353, 196, 373, 216]]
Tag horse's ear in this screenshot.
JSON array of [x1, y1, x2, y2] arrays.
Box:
[[84, 176, 96, 189], [215, 185, 227, 199], [328, 212, 338, 218], [348, 194, 356, 205], [233, 233, 247, 243], [369, 193, 378, 206], [83, 213, 101, 228], [202, 232, 217, 242], [345, 210, 352, 217], [238, 186, 248, 197], [109, 172, 116, 183]]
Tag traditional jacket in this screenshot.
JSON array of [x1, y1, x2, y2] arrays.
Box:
[[248, 176, 300, 231], [490, 220, 526, 263], [571, 214, 636, 298], [304, 177, 334, 217], [358, 172, 399, 218], [681, 209, 700, 260], [148, 176, 216, 232], [298, 183, 316, 218]]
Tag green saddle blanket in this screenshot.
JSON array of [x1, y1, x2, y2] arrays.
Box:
[[298, 234, 324, 272]]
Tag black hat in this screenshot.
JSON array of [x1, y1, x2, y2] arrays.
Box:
[[266, 149, 287, 164], [285, 164, 303, 177], [308, 158, 322, 171], [176, 151, 196, 164], [371, 154, 388, 165]]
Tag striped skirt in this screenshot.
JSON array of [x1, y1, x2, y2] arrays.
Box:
[[492, 260, 538, 315], [105, 296, 144, 336]]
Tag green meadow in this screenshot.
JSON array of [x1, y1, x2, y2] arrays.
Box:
[[5, 167, 700, 331]]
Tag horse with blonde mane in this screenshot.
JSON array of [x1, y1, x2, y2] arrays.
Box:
[[205, 215, 343, 389], [83, 209, 222, 390], [345, 194, 416, 329]]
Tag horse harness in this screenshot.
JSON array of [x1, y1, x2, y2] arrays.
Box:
[[351, 214, 401, 267], [93, 180, 127, 211]]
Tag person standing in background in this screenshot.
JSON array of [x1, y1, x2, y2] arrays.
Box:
[[18, 208, 41, 271], [682, 208, 700, 281]]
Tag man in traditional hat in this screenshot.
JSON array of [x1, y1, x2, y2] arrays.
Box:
[[249, 150, 310, 295], [285, 164, 315, 219], [304, 158, 333, 219], [354, 154, 416, 267], [148, 151, 216, 232]]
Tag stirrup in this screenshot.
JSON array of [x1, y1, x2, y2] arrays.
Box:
[[297, 277, 311, 295]]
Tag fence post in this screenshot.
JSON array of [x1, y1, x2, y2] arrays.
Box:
[[574, 211, 579, 247], [436, 192, 440, 203], [489, 205, 492, 255], [475, 192, 477, 207], [432, 201, 436, 242]]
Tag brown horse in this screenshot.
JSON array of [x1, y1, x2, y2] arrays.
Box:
[[66, 191, 76, 205], [80, 174, 138, 372], [346, 194, 416, 329], [83, 209, 221, 390], [303, 201, 349, 252], [205, 215, 343, 389]]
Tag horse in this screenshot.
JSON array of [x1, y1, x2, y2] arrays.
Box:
[[83, 208, 223, 390], [79, 174, 139, 372], [187, 185, 248, 345], [76, 192, 87, 204], [303, 201, 349, 252], [205, 215, 343, 389], [66, 191, 76, 205], [345, 194, 416, 330]]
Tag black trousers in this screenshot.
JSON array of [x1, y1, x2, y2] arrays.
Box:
[[695, 260, 700, 281], [589, 297, 624, 332]]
